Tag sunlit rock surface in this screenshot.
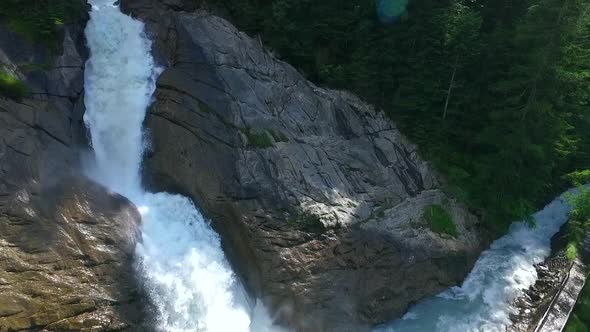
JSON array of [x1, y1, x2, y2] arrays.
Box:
[[0, 177, 147, 331]]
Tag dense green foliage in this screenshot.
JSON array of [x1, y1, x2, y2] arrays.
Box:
[[217, 0, 590, 232], [564, 172, 590, 329], [423, 204, 457, 237], [0, 70, 29, 100], [565, 172, 590, 256], [0, 0, 84, 46], [567, 170, 590, 187]]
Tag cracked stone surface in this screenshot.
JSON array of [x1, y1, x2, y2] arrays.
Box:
[[121, 1, 487, 330]]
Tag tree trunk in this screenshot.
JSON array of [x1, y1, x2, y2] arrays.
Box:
[[443, 54, 459, 120]]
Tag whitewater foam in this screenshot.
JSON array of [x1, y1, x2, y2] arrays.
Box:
[[376, 190, 575, 332], [83, 1, 281, 331]]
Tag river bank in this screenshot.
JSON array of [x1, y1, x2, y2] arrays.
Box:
[[510, 225, 588, 332]]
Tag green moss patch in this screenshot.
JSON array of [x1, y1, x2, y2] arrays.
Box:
[[287, 211, 326, 234], [245, 130, 273, 148], [423, 204, 458, 237], [0, 70, 30, 100], [566, 242, 578, 261], [565, 184, 590, 261]]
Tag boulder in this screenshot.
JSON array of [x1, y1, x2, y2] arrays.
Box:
[[121, 1, 486, 330]]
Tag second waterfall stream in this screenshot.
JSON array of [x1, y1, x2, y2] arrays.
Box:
[[83, 1, 280, 331]]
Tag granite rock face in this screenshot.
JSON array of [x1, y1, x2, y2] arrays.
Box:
[[121, 1, 486, 330]]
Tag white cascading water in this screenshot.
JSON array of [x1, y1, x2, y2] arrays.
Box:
[[377, 190, 576, 332], [83, 1, 281, 331]]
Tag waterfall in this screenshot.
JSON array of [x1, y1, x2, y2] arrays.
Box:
[[377, 190, 576, 332], [83, 1, 280, 331]]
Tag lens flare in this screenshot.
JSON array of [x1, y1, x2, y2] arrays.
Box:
[[376, 0, 409, 23]]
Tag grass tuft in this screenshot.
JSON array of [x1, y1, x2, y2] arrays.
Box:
[[0, 70, 30, 100], [567, 242, 578, 261], [423, 204, 458, 237]]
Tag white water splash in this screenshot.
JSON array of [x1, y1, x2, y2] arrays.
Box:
[[83, 0, 155, 195], [83, 1, 282, 331], [376, 190, 576, 332]]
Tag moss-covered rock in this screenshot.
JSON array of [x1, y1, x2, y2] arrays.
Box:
[[423, 204, 458, 237], [245, 129, 273, 148], [0, 70, 30, 100]]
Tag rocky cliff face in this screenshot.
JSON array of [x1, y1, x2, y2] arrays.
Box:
[[0, 8, 150, 331], [121, 1, 485, 330]]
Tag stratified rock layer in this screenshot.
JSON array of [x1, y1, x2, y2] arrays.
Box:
[[122, 1, 486, 330]]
